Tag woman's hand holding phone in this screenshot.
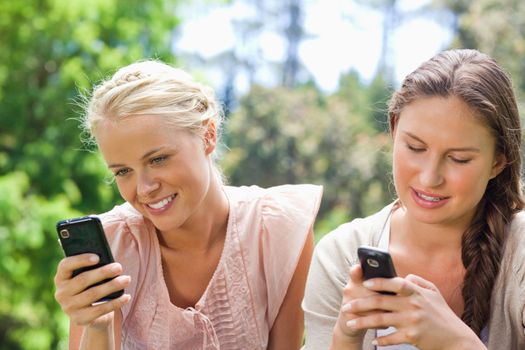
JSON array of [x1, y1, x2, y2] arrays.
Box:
[[54, 253, 131, 329], [343, 273, 486, 349], [332, 246, 486, 349], [331, 246, 399, 349], [54, 215, 131, 330], [330, 263, 380, 349]]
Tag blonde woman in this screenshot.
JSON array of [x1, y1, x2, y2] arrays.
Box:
[[54, 61, 322, 349]]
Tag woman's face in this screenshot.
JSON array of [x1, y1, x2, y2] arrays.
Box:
[[392, 96, 505, 228], [95, 115, 215, 233]]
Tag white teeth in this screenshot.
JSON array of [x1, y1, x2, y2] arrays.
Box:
[[148, 195, 174, 209], [418, 192, 443, 202]]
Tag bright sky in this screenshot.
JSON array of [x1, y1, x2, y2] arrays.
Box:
[[174, 0, 454, 92]]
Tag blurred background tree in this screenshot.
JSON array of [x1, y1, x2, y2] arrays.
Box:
[[222, 74, 394, 242], [438, 0, 525, 102], [1, 0, 524, 348], [0, 0, 179, 348]]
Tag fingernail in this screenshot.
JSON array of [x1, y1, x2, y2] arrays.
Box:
[[111, 264, 121, 273], [363, 280, 374, 288], [117, 275, 131, 283], [346, 319, 357, 328], [89, 255, 99, 263], [371, 339, 378, 346], [341, 303, 352, 312]]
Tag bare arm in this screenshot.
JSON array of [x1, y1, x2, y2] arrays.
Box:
[[69, 310, 122, 350], [53, 254, 129, 350], [267, 230, 314, 350]]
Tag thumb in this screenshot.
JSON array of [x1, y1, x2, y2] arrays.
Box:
[[350, 263, 364, 283]]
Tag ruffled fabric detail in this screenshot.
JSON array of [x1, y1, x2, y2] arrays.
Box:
[[101, 185, 322, 349]]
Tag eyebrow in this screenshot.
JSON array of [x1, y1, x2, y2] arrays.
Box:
[[108, 147, 166, 169], [403, 131, 481, 152]]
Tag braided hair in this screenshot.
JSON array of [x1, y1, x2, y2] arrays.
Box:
[[388, 49, 524, 336], [82, 60, 223, 145]]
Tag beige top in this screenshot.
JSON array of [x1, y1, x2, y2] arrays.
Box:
[[302, 203, 525, 350], [99, 184, 322, 350]]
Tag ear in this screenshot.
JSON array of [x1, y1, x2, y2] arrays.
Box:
[[489, 153, 507, 179], [203, 119, 217, 155]]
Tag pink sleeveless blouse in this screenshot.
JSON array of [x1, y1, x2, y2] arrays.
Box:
[[99, 184, 322, 349]]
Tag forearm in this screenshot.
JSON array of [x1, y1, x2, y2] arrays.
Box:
[[449, 336, 486, 350], [78, 323, 114, 350]]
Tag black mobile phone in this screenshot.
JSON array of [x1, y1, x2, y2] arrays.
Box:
[[358, 245, 397, 295], [56, 215, 124, 301]]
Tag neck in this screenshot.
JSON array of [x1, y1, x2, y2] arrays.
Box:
[[157, 172, 229, 253], [391, 205, 466, 254], [389, 205, 467, 291]]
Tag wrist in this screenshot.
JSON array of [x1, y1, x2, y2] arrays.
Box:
[[329, 322, 363, 350], [85, 316, 114, 333], [80, 320, 115, 350], [449, 334, 486, 350]]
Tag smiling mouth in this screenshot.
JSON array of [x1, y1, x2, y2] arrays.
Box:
[[415, 191, 447, 202], [147, 194, 176, 209]]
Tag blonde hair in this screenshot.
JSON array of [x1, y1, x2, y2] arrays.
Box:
[[82, 60, 223, 145]]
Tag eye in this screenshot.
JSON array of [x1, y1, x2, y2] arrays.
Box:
[[114, 168, 131, 177], [150, 155, 168, 165], [406, 144, 425, 152], [450, 156, 471, 164]]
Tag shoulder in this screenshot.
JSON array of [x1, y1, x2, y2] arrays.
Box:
[[97, 202, 142, 231], [505, 211, 525, 270], [508, 210, 525, 230], [225, 184, 322, 210], [487, 211, 525, 347], [97, 202, 148, 235], [500, 212, 525, 289], [508, 210, 525, 239], [305, 203, 394, 300], [498, 210, 525, 303], [225, 185, 322, 328], [225, 184, 322, 239], [314, 203, 395, 266], [225, 184, 323, 229], [302, 204, 394, 350]]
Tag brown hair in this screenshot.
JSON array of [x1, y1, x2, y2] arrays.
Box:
[[388, 49, 524, 335]]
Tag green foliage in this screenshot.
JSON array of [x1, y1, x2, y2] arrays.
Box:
[[313, 205, 349, 243], [459, 0, 525, 97], [0, 0, 181, 348], [0, 172, 81, 349], [0, 0, 179, 211], [435, 0, 525, 102], [222, 82, 395, 229]]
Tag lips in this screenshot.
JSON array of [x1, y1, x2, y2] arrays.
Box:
[[416, 191, 447, 202], [147, 194, 176, 210], [411, 188, 449, 208]]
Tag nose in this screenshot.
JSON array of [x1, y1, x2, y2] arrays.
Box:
[[137, 170, 160, 199], [419, 155, 444, 188]]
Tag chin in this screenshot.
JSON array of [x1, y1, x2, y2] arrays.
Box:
[[150, 219, 174, 230]]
